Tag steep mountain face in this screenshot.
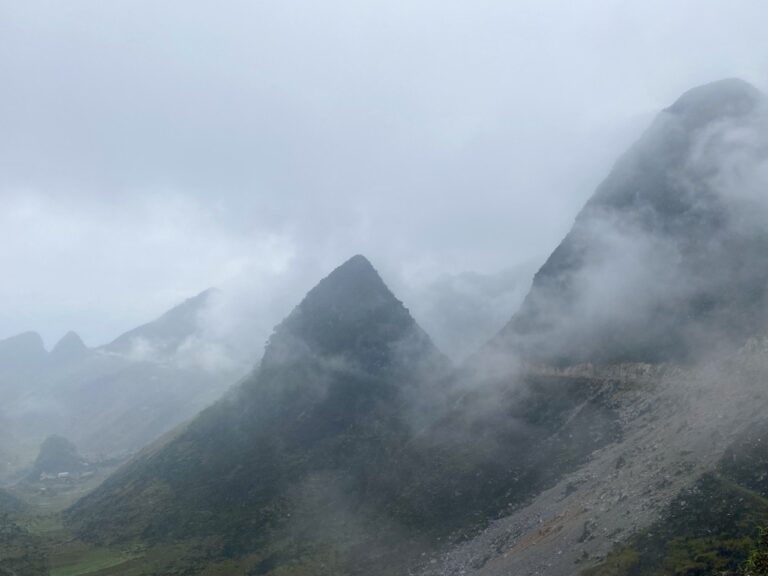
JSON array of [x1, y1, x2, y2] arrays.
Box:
[[414, 80, 768, 576], [102, 288, 217, 362], [66, 255, 451, 572], [496, 78, 768, 365]]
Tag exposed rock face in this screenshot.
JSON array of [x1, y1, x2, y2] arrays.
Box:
[[496, 78, 768, 365], [422, 348, 768, 576]]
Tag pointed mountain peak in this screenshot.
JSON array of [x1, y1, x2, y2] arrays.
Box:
[[263, 255, 439, 367], [336, 253, 376, 273], [49, 331, 88, 364], [665, 78, 763, 126], [311, 254, 388, 297]]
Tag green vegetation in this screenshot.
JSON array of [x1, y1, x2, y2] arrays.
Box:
[[583, 422, 768, 576], [49, 546, 139, 576], [744, 529, 768, 576], [0, 513, 47, 576]]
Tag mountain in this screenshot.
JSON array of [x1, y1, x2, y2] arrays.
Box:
[[0, 291, 244, 479], [55, 80, 768, 576], [26, 435, 88, 480], [0, 332, 46, 381], [103, 288, 216, 362], [66, 255, 453, 573], [413, 79, 768, 576], [48, 331, 89, 366], [63, 257, 628, 575], [495, 78, 768, 365]]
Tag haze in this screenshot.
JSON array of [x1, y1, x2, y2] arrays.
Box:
[[2, 0, 767, 353]]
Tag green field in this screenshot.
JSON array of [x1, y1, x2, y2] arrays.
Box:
[[49, 547, 140, 576]]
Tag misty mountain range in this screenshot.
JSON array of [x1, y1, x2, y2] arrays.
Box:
[[0, 265, 527, 481], [0, 290, 244, 477], [4, 78, 768, 576]]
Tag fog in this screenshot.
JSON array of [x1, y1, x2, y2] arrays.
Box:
[[2, 0, 768, 355], [5, 5, 768, 575]]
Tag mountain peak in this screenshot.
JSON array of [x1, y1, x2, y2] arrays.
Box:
[[495, 78, 768, 364], [312, 254, 382, 294], [0, 331, 45, 350], [103, 288, 216, 359], [49, 331, 88, 364], [339, 253, 375, 270], [665, 78, 763, 126], [262, 255, 440, 370], [0, 331, 47, 367]]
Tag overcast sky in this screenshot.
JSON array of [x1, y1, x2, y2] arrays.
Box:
[[1, 0, 767, 347]]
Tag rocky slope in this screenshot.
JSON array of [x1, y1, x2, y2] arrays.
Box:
[[423, 79, 768, 575], [421, 348, 768, 575]]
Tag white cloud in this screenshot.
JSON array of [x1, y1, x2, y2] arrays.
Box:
[[1, 0, 768, 347]]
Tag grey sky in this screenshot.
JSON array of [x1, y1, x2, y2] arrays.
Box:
[[1, 0, 767, 347]]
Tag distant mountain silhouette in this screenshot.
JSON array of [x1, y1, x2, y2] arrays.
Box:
[[0, 290, 241, 475], [103, 288, 217, 361], [48, 331, 89, 366]]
